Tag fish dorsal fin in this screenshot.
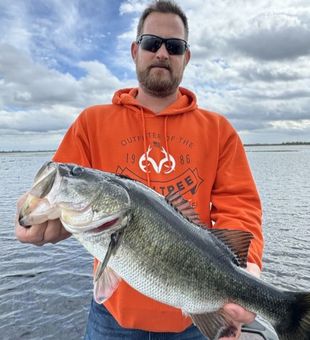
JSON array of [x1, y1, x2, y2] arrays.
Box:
[[165, 191, 201, 225], [190, 310, 237, 339], [93, 266, 121, 304], [210, 229, 253, 268], [115, 173, 133, 180]]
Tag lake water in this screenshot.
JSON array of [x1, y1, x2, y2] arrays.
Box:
[[1, 145, 310, 339]]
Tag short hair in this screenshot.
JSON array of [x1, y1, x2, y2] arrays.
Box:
[[136, 0, 189, 40]]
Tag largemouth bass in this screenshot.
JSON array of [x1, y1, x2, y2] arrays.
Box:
[[19, 162, 310, 340]]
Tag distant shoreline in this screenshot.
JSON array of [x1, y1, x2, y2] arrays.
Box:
[[0, 150, 56, 154], [244, 142, 310, 146], [0, 142, 310, 154]]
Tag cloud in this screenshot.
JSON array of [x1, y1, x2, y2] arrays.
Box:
[[119, 0, 148, 15], [0, 107, 75, 133], [231, 12, 310, 61], [0, 0, 310, 149], [177, 0, 310, 141], [0, 1, 32, 53], [0, 44, 80, 109], [0, 0, 138, 150], [0, 44, 133, 136], [238, 60, 310, 82], [185, 1, 310, 60]]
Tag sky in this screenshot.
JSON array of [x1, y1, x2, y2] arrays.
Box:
[[0, 0, 310, 151]]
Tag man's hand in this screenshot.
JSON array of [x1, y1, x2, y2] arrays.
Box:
[[15, 194, 71, 246], [219, 262, 261, 340]]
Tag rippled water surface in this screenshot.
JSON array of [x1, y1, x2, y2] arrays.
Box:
[[0, 152, 93, 340], [246, 145, 310, 290], [1, 146, 310, 339]]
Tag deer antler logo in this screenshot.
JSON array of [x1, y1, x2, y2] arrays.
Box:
[[139, 146, 176, 174]]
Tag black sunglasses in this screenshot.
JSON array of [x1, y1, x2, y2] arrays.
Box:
[[136, 34, 189, 55]]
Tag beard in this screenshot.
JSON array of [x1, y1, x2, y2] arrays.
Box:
[[136, 63, 183, 97]]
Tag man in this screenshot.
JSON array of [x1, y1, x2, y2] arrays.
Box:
[[16, 1, 263, 339]]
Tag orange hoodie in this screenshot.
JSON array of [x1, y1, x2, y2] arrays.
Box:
[[53, 87, 263, 332]]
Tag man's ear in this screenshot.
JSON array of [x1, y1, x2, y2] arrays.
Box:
[[184, 48, 191, 66], [131, 42, 138, 62]]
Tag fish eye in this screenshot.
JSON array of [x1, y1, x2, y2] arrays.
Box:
[[70, 166, 84, 176]]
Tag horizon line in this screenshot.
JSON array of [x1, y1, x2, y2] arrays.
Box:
[[1, 142, 310, 153]]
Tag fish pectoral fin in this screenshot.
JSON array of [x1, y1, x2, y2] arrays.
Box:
[[190, 310, 237, 340], [94, 230, 124, 282], [209, 229, 254, 268], [93, 267, 121, 304], [93, 230, 124, 303]]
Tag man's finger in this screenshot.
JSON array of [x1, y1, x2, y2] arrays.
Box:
[[15, 222, 47, 245], [43, 219, 71, 243], [219, 325, 241, 340], [223, 303, 256, 324]]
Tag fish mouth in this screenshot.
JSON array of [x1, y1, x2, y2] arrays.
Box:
[[31, 162, 57, 198], [61, 210, 129, 235], [88, 217, 121, 234], [19, 162, 59, 227], [19, 194, 59, 227]]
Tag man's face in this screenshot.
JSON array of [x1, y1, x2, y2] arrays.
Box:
[[132, 12, 190, 97]]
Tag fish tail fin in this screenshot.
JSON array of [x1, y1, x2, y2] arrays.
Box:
[[277, 292, 310, 340]]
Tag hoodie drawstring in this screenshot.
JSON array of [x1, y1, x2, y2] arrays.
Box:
[[164, 116, 171, 171], [141, 108, 151, 187]]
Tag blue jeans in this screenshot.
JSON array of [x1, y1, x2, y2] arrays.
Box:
[[84, 299, 206, 339]]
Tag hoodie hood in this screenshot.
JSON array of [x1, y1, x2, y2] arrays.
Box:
[[112, 87, 197, 116], [112, 87, 198, 187]]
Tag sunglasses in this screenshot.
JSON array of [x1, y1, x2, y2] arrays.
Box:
[[136, 34, 189, 55]]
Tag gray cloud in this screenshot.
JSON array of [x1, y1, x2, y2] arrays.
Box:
[[226, 98, 310, 123], [244, 90, 310, 101], [0, 44, 125, 104], [239, 65, 308, 82], [0, 44, 132, 136], [230, 12, 310, 61], [0, 44, 79, 107], [0, 0, 310, 149]]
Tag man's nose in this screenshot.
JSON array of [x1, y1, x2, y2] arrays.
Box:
[[155, 43, 169, 59]]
